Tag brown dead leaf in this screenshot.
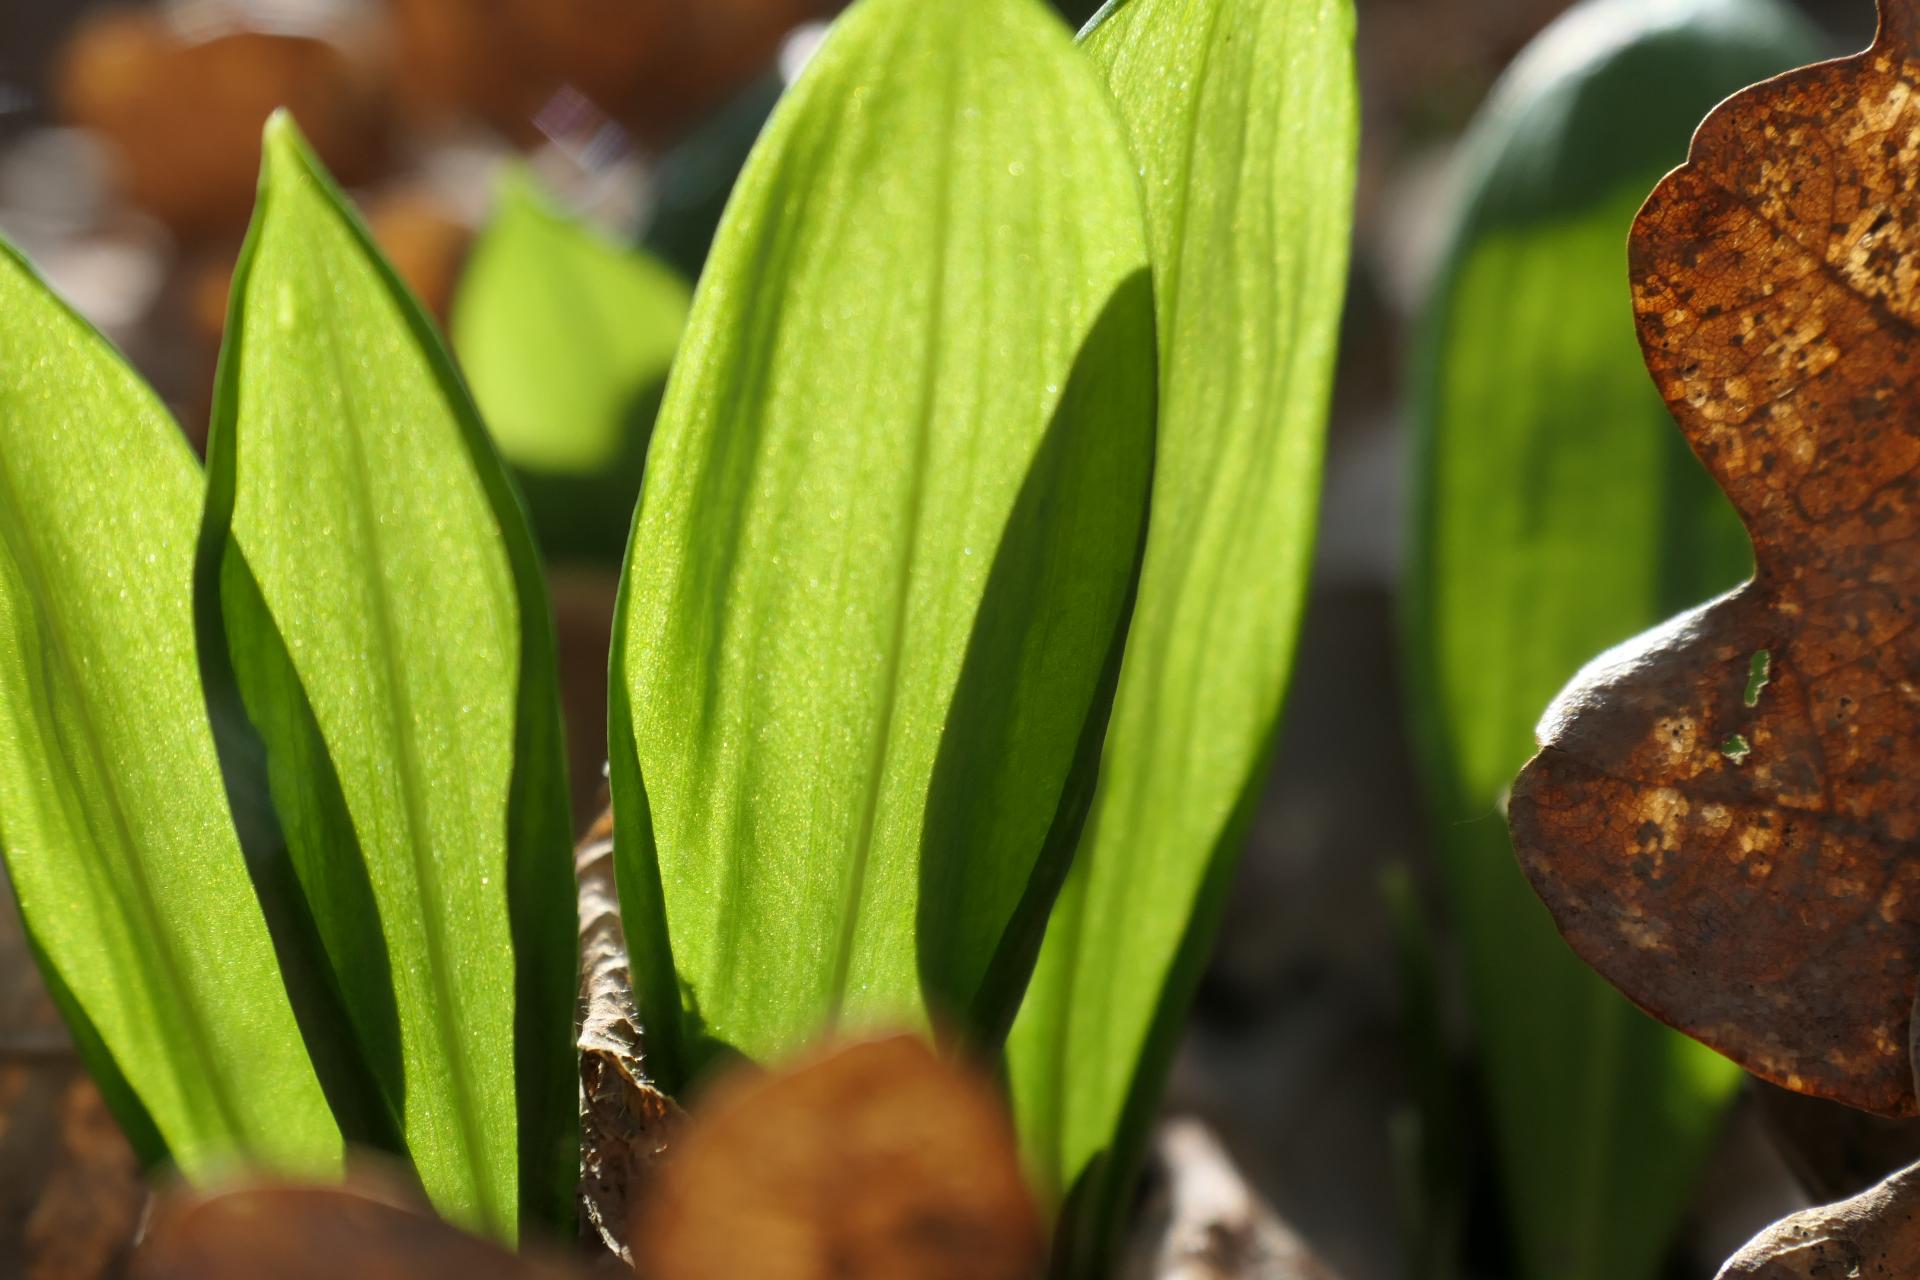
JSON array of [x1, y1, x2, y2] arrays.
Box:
[[387, 0, 840, 147], [637, 1034, 1044, 1280], [1510, 0, 1920, 1117], [131, 1179, 579, 1280], [0, 1062, 145, 1280], [1716, 1157, 1920, 1278], [56, 10, 391, 239], [361, 193, 473, 328], [575, 806, 685, 1265]]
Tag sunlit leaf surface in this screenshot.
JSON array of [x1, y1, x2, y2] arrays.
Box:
[[199, 116, 575, 1240], [1004, 1, 1356, 1270], [610, 0, 1156, 1091], [0, 239, 339, 1180]]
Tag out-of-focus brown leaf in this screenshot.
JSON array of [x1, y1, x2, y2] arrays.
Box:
[[131, 1180, 580, 1280], [56, 11, 391, 238], [575, 805, 685, 1265], [387, 0, 840, 146], [1510, 0, 1920, 1117], [0, 1061, 145, 1280], [383, 0, 648, 145], [1716, 1157, 1920, 1278], [638, 1034, 1043, 1280]]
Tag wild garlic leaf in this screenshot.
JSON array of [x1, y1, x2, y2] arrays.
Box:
[[610, 0, 1156, 1092], [0, 238, 340, 1180], [1403, 1, 1818, 1276], [1004, 0, 1357, 1269], [452, 170, 690, 564], [199, 115, 575, 1242]]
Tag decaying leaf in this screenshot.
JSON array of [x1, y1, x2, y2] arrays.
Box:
[[56, 9, 391, 238], [130, 1179, 579, 1280], [1510, 0, 1920, 1116], [1715, 1156, 1920, 1278], [575, 807, 685, 1264], [637, 1034, 1044, 1280]]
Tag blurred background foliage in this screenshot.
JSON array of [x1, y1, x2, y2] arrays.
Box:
[[0, 0, 1910, 1277]]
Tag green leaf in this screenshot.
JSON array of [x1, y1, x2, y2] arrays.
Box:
[[452, 170, 690, 565], [0, 238, 341, 1179], [610, 0, 1156, 1093], [1402, 1, 1821, 1276], [1002, 1, 1356, 1270], [198, 115, 576, 1242]]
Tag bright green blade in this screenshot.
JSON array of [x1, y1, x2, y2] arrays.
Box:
[[1003, 1, 1356, 1271], [199, 115, 576, 1242], [1402, 1, 1820, 1276], [0, 239, 340, 1180], [452, 170, 690, 565], [610, 0, 1156, 1093]]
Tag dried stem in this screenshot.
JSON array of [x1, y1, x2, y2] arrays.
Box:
[[576, 807, 685, 1264]]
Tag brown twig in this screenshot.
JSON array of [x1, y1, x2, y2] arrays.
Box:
[[576, 806, 686, 1265]]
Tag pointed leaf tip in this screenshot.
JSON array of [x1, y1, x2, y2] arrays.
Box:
[[206, 122, 576, 1236]]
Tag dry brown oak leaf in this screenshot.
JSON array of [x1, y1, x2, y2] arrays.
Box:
[[1510, 0, 1920, 1117]]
